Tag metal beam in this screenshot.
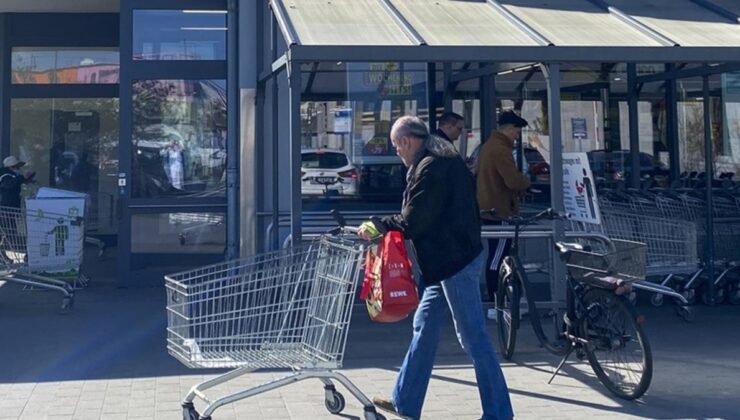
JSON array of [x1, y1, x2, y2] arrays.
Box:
[[627, 63, 641, 189], [271, 14, 280, 250], [449, 62, 537, 83], [480, 67, 496, 144], [635, 62, 740, 83], [486, 0, 553, 46], [378, 0, 426, 45], [586, 0, 679, 46], [0, 14, 6, 158], [443, 63, 452, 112], [689, 0, 740, 24], [666, 64, 680, 182], [544, 63, 566, 306], [226, 0, 239, 260], [703, 73, 716, 305], [288, 45, 740, 64], [427, 63, 437, 129], [304, 62, 319, 95], [269, 0, 299, 46], [288, 64, 302, 245]]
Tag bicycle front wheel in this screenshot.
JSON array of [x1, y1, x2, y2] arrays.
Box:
[[496, 257, 520, 360], [580, 288, 653, 400]]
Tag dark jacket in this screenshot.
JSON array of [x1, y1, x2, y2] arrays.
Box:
[[0, 168, 26, 208], [477, 131, 530, 220], [434, 128, 452, 143], [380, 150, 483, 285]]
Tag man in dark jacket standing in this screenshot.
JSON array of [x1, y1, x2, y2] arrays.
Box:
[[434, 111, 464, 144], [359, 116, 513, 420], [0, 156, 35, 208]]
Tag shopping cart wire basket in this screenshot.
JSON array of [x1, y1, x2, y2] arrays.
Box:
[[166, 234, 385, 420]]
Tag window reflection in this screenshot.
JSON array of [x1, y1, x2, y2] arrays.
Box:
[[10, 98, 120, 235], [300, 62, 427, 202], [131, 212, 225, 254], [133, 10, 227, 60], [132, 79, 227, 198], [11, 47, 119, 84]]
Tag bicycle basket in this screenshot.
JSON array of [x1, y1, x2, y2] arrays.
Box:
[[566, 239, 646, 283]]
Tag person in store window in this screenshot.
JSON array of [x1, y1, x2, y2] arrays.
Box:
[[477, 111, 531, 307], [0, 156, 35, 208], [161, 138, 185, 191]]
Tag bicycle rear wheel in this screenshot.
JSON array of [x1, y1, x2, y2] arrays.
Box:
[[580, 288, 653, 400], [496, 257, 520, 360]]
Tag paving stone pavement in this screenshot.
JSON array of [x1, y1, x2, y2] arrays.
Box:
[[1, 275, 738, 420]]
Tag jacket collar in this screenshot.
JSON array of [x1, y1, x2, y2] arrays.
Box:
[[490, 131, 515, 149], [434, 128, 452, 142]]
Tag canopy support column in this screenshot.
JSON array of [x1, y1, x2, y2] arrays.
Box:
[[544, 63, 566, 305], [288, 62, 302, 245], [628, 63, 641, 189], [703, 73, 716, 305]]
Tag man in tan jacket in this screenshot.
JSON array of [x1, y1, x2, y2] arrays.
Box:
[[477, 111, 531, 303]]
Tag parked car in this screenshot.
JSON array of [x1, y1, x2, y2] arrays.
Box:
[[301, 149, 358, 196], [587, 150, 669, 183], [513, 146, 551, 185]]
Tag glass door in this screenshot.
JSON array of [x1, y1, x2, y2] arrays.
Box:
[[119, 0, 228, 285]]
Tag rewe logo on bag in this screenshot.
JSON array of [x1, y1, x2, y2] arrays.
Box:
[[389, 290, 408, 298]]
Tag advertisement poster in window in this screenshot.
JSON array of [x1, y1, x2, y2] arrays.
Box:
[[563, 152, 601, 225], [346, 63, 427, 165]]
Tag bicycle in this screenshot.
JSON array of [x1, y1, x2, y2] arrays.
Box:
[[485, 208, 653, 400]]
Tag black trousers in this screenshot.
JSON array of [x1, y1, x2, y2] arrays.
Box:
[[483, 220, 511, 302]]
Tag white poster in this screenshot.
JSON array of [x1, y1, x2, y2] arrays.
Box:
[[24, 188, 87, 274], [333, 108, 352, 134], [563, 153, 601, 225]]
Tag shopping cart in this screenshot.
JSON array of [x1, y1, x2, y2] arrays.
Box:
[[598, 209, 696, 319], [0, 205, 77, 313], [166, 231, 385, 420]]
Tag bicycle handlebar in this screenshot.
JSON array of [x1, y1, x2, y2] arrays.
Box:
[[481, 207, 569, 227]]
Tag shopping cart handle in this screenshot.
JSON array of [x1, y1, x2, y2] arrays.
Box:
[[369, 216, 388, 234], [330, 209, 347, 227]]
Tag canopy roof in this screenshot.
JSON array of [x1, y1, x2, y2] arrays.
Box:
[[271, 0, 740, 63]]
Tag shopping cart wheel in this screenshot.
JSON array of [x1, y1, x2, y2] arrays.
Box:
[[182, 402, 200, 420], [59, 297, 73, 315], [650, 293, 664, 307], [728, 285, 740, 305], [676, 305, 694, 323], [324, 391, 345, 414], [681, 288, 696, 305], [701, 288, 724, 306]]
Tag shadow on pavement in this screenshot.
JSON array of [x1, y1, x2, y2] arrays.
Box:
[[1, 261, 739, 419]]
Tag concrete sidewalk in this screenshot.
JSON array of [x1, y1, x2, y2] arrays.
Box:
[[0, 275, 738, 420]]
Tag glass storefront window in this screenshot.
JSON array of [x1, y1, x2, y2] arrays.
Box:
[[132, 79, 227, 198], [720, 72, 740, 177], [131, 212, 225, 253], [11, 47, 120, 84], [9, 98, 120, 234], [300, 62, 428, 203], [677, 77, 706, 174], [130, 212, 225, 271], [133, 10, 226, 60]]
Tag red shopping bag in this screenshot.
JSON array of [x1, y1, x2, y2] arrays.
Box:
[[360, 231, 419, 323]]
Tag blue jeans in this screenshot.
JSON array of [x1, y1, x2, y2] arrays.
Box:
[[392, 252, 514, 420]]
